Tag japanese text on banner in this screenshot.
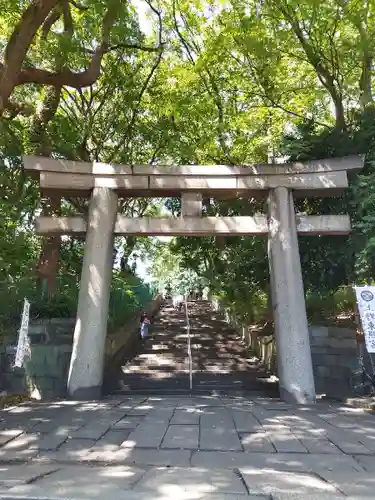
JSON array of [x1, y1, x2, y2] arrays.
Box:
[[14, 298, 31, 368], [355, 286, 375, 353]]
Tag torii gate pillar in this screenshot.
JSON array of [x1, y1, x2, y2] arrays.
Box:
[[268, 187, 315, 404], [67, 187, 118, 399]]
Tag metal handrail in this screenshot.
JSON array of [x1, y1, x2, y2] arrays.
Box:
[[184, 294, 193, 391]]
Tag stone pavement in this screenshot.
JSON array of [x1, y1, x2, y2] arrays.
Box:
[[1, 395, 375, 499]]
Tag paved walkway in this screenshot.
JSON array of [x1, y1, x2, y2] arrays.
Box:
[[1, 395, 375, 499], [117, 302, 273, 394]]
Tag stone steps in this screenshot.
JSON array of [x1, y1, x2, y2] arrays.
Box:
[[111, 302, 278, 396]]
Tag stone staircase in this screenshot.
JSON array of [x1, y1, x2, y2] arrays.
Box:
[[112, 301, 278, 396]]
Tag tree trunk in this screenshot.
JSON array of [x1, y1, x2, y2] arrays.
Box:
[[37, 237, 61, 296], [215, 236, 225, 248], [29, 86, 62, 296], [332, 93, 346, 131], [360, 55, 373, 108], [36, 197, 61, 296]]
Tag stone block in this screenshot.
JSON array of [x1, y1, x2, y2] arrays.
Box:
[[181, 192, 203, 216], [58, 438, 96, 453], [94, 430, 130, 449], [112, 417, 142, 430], [170, 409, 201, 425], [53, 333, 73, 345], [316, 365, 330, 378], [2, 433, 41, 452], [28, 325, 49, 345], [161, 425, 199, 449], [71, 422, 111, 440], [5, 373, 27, 393], [314, 376, 330, 393], [240, 432, 275, 452], [310, 336, 329, 347], [123, 422, 168, 448], [135, 467, 247, 495], [263, 426, 308, 453], [353, 455, 375, 472], [200, 426, 242, 451], [311, 353, 326, 367], [53, 378, 68, 396], [123, 448, 191, 466], [191, 451, 363, 472], [43, 346, 60, 369], [232, 409, 263, 432], [310, 326, 329, 338], [32, 431, 69, 451], [9, 464, 145, 499], [326, 338, 357, 349], [37, 377, 55, 392], [0, 464, 59, 487], [329, 365, 350, 379], [340, 356, 357, 369], [49, 317, 75, 328], [128, 404, 152, 416], [316, 470, 375, 497], [311, 346, 329, 355], [0, 429, 24, 446], [240, 468, 338, 496], [322, 354, 340, 366], [328, 327, 356, 339], [323, 378, 351, 398], [27, 348, 46, 368]]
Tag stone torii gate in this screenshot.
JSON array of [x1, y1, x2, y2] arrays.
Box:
[[23, 154, 363, 404]]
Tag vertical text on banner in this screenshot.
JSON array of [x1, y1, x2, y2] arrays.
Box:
[[14, 298, 31, 368], [355, 286, 375, 353]]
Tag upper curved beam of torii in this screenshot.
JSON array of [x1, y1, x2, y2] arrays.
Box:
[[23, 154, 363, 199]]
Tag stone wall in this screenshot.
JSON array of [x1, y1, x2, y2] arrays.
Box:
[[310, 325, 357, 398], [0, 318, 74, 399], [1, 295, 163, 399], [214, 299, 359, 399], [245, 324, 358, 399]]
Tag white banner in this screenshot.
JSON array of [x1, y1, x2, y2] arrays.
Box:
[[355, 286, 375, 353], [14, 298, 31, 368]]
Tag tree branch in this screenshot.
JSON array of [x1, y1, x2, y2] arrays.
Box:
[[0, 0, 60, 112], [41, 7, 61, 39], [0, 0, 125, 105], [99, 42, 163, 54], [9, 13, 161, 90], [61, 0, 74, 37]]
